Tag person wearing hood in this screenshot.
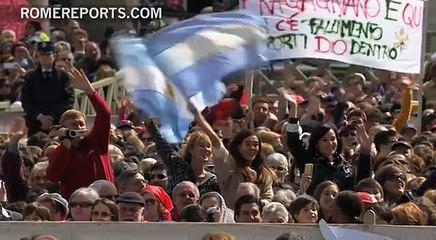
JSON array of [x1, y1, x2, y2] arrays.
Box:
[[199, 191, 235, 223], [141, 185, 174, 222]]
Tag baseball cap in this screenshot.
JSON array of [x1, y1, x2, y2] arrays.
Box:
[[357, 192, 377, 204], [116, 192, 145, 207]]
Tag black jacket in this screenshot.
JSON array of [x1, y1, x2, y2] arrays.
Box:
[[21, 66, 75, 123], [286, 119, 371, 195]]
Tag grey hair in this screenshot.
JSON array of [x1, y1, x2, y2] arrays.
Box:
[[262, 202, 289, 223], [266, 153, 289, 168], [69, 187, 99, 203], [32, 161, 49, 172], [273, 189, 297, 208], [172, 181, 199, 199], [237, 182, 260, 198], [54, 41, 71, 53]]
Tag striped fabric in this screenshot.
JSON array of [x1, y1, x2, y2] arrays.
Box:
[[113, 11, 268, 143], [146, 10, 269, 106]]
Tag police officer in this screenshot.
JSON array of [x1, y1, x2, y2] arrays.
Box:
[[21, 41, 75, 136]]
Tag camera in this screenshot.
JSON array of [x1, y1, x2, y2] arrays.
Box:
[[65, 130, 87, 139]]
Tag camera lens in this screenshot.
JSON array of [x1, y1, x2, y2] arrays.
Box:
[[68, 130, 77, 138]]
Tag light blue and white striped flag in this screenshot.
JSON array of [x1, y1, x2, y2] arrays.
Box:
[[145, 10, 269, 106], [113, 11, 269, 143]]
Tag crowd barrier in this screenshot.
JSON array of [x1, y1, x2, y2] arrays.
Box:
[[1, 222, 435, 240]]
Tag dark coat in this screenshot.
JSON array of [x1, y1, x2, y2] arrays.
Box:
[[21, 66, 75, 135]]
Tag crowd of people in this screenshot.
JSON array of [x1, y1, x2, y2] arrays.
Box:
[[0, 12, 435, 240]]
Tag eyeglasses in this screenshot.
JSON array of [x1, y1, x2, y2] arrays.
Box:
[[62, 58, 73, 62], [151, 174, 167, 180], [91, 210, 112, 218], [70, 202, 93, 208], [387, 173, 406, 182], [0, 84, 10, 88], [144, 198, 156, 206], [270, 166, 286, 172]]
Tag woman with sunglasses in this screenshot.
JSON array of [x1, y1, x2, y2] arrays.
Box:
[[375, 164, 407, 206], [90, 198, 118, 221], [68, 187, 99, 221], [141, 185, 174, 222]]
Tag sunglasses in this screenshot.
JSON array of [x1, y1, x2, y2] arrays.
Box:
[[0, 83, 10, 88], [150, 174, 167, 180], [144, 198, 156, 206], [70, 202, 93, 208], [91, 210, 112, 218], [270, 166, 286, 172], [387, 173, 406, 182]]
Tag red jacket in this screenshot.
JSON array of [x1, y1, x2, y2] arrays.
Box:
[[47, 91, 114, 199]]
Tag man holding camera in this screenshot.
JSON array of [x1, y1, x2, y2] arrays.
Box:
[[47, 68, 114, 199]]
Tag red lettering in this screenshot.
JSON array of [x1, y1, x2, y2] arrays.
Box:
[[287, 0, 305, 12], [315, 36, 348, 56], [332, 39, 348, 55], [275, 13, 300, 31], [288, 12, 299, 31], [258, 0, 306, 15], [276, 20, 286, 31], [259, 0, 275, 15], [364, 0, 381, 18], [315, 0, 331, 13], [315, 36, 332, 53], [402, 3, 423, 28]]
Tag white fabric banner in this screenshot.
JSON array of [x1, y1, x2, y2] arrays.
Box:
[[240, 0, 425, 73]]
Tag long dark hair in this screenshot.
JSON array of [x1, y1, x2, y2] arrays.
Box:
[[228, 129, 273, 184], [307, 125, 342, 159]]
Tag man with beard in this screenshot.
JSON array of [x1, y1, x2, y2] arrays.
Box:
[[116, 192, 146, 222]]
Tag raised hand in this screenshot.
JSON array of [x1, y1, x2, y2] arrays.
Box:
[[9, 117, 26, 142], [68, 67, 94, 94], [356, 124, 371, 151]]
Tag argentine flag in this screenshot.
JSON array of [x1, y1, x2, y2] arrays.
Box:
[[113, 38, 198, 143], [145, 10, 269, 106], [113, 11, 269, 143]]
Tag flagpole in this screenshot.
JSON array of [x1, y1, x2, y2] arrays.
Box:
[[245, 69, 254, 129], [417, 0, 429, 134]]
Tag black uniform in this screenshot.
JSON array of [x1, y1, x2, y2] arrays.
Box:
[[21, 65, 75, 136]]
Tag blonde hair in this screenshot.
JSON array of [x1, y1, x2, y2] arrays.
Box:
[[59, 109, 85, 126], [183, 131, 212, 161], [261, 143, 275, 160], [424, 190, 436, 205], [258, 131, 281, 146], [202, 233, 235, 240], [124, 133, 146, 154]]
